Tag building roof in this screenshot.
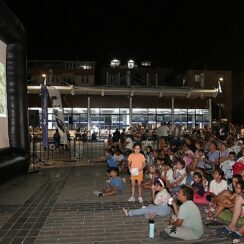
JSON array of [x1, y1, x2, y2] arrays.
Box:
[[28, 85, 218, 98]]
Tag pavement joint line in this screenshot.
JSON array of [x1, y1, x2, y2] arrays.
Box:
[[0, 168, 73, 243]]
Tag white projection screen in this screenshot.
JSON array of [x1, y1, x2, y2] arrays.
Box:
[[0, 40, 9, 148]]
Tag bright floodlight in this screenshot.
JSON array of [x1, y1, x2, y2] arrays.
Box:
[[128, 59, 135, 69], [110, 59, 120, 67], [42, 74, 46, 78], [219, 77, 224, 81]]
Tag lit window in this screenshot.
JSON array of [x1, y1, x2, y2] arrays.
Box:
[[194, 74, 200, 82], [110, 59, 120, 68], [79, 65, 92, 69], [141, 61, 151, 66]]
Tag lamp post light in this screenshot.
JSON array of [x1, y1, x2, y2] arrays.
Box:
[[110, 59, 120, 68], [128, 59, 135, 69]]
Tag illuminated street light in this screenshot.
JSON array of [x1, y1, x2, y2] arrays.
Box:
[[128, 59, 135, 69], [110, 59, 120, 67]]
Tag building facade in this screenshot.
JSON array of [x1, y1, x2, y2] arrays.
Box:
[[28, 60, 95, 86], [27, 60, 233, 134]]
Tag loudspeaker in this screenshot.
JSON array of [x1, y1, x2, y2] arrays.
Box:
[[29, 110, 40, 127]]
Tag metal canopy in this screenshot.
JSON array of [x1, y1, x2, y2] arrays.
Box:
[[27, 85, 218, 98]]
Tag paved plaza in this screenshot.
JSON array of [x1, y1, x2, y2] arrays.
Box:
[[0, 163, 234, 244]]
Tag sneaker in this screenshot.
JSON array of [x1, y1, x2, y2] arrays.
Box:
[[93, 191, 102, 196], [138, 197, 143, 203], [106, 179, 110, 183], [128, 196, 135, 202]]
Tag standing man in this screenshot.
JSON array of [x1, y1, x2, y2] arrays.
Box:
[[157, 122, 169, 142]]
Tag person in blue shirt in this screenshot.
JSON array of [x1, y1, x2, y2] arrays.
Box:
[[206, 142, 220, 169], [93, 168, 124, 197]]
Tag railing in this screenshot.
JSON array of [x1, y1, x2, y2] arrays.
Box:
[[30, 136, 106, 164]]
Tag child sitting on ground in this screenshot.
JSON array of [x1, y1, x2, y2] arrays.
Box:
[[143, 165, 160, 189], [205, 169, 227, 218], [191, 172, 208, 204], [169, 159, 187, 194], [211, 180, 244, 221], [162, 161, 174, 189], [195, 168, 209, 192], [93, 168, 124, 197]]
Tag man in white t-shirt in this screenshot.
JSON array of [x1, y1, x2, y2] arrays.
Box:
[[157, 122, 169, 139]]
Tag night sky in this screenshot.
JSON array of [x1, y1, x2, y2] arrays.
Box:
[[3, 0, 244, 71]]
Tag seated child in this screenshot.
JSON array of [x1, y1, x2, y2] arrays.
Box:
[[143, 165, 160, 189], [162, 161, 174, 189], [207, 169, 228, 202], [195, 168, 208, 192], [144, 146, 153, 165], [155, 157, 164, 174], [220, 151, 236, 183], [93, 168, 124, 197], [211, 180, 244, 221], [205, 169, 228, 217], [191, 172, 208, 204], [169, 159, 187, 194], [122, 178, 171, 217]]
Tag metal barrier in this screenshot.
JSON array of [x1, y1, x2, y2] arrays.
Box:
[[30, 136, 106, 163]]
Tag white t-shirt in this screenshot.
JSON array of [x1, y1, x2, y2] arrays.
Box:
[[125, 137, 133, 150], [157, 125, 169, 137], [154, 189, 171, 206], [220, 160, 235, 179], [209, 179, 227, 196], [174, 168, 186, 185], [162, 168, 174, 183]]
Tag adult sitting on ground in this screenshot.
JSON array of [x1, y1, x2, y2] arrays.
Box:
[[164, 185, 204, 241]]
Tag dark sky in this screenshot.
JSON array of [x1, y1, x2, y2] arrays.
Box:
[[3, 0, 244, 71]]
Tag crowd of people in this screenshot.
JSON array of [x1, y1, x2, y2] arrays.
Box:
[[93, 122, 244, 242]]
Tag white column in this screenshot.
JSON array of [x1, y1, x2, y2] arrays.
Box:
[[127, 70, 131, 86], [88, 96, 91, 132], [146, 73, 149, 86], [209, 98, 212, 128], [106, 71, 109, 85], [118, 72, 120, 86], [171, 97, 175, 124], [129, 97, 132, 127]]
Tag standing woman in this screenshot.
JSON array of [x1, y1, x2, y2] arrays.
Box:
[[128, 143, 146, 203]]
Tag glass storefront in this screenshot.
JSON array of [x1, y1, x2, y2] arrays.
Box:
[[29, 107, 209, 132]]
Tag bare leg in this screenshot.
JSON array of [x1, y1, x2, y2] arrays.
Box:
[[138, 181, 142, 198], [214, 206, 225, 218], [103, 189, 118, 196], [228, 195, 244, 231], [131, 179, 136, 198]]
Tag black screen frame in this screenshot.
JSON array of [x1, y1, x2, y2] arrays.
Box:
[[0, 0, 29, 179]]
